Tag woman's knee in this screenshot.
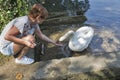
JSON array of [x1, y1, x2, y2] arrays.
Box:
[[22, 35, 35, 42]]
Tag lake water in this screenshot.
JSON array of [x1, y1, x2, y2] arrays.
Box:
[[36, 0, 120, 60], [85, 0, 120, 29]]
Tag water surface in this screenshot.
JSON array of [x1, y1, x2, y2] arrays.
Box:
[[36, 0, 120, 60]]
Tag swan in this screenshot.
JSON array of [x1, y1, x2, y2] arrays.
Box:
[[59, 26, 94, 52]]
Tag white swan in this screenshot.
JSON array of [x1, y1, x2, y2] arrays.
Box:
[[59, 26, 94, 52]]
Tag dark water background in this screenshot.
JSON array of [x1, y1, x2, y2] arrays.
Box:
[[43, 0, 120, 28]]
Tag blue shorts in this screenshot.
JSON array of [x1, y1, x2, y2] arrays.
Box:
[[0, 43, 14, 56]]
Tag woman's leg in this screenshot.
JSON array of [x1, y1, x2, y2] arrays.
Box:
[[13, 35, 35, 59]]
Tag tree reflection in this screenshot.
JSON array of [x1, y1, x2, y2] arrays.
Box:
[[35, 0, 90, 16], [61, 0, 90, 15]]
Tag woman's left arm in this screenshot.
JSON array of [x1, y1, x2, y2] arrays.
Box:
[[35, 26, 62, 46]]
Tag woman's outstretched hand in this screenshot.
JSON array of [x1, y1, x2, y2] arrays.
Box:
[[54, 41, 63, 47]]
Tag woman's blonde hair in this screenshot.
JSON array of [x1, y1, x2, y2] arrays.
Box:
[[29, 4, 48, 19]]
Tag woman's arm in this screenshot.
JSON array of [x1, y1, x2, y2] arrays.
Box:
[[35, 26, 62, 46], [5, 25, 25, 44], [5, 25, 35, 48]]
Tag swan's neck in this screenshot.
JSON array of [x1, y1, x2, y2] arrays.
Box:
[[59, 30, 74, 42]]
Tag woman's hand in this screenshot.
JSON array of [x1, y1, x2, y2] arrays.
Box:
[[53, 41, 63, 47], [24, 40, 36, 48]]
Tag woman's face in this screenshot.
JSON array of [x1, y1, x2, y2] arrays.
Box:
[[35, 15, 46, 24]]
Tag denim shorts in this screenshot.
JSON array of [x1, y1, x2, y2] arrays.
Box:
[[0, 43, 14, 56]]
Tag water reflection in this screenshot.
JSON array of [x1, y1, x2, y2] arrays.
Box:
[[39, 0, 90, 16], [61, 0, 90, 16]]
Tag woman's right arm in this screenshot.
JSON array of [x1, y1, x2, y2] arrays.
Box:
[[4, 25, 32, 47]]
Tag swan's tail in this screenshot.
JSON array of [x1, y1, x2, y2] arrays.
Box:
[[76, 26, 94, 39]]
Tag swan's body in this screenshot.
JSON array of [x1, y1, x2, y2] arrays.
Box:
[[59, 26, 94, 52]]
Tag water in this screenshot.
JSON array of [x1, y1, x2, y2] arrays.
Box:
[[35, 0, 120, 60], [43, 0, 120, 30], [84, 0, 120, 55], [85, 0, 120, 28]]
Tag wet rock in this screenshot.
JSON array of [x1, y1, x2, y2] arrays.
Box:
[[41, 15, 87, 26]]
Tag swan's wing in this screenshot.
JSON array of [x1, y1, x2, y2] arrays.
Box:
[[76, 26, 94, 39]]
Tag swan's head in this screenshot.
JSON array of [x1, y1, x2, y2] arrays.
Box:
[[59, 30, 74, 42]]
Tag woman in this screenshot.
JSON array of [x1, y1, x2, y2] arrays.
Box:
[[0, 4, 62, 65]]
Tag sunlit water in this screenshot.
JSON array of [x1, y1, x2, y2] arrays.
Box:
[[85, 0, 120, 28]]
